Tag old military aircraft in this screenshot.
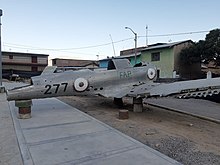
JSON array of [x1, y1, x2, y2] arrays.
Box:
[[6, 58, 220, 105]]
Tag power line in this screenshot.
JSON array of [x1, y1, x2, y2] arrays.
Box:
[[3, 37, 133, 52], [138, 30, 209, 38], [3, 44, 103, 56], [51, 38, 133, 50], [3, 30, 209, 52]]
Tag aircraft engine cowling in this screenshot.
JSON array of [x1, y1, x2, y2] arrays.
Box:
[[74, 78, 89, 92], [147, 68, 156, 80]]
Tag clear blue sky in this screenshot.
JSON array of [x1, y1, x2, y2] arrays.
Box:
[[1, 0, 220, 63]]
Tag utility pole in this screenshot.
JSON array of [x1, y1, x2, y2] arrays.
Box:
[[0, 9, 3, 86], [125, 27, 137, 65], [109, 34, 116, 56], [146, 25, 148, 46]]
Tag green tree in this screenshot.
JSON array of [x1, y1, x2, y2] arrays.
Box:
[[180, 42, 201, 65], [203, 29, 220, 65], [180, 28, 220, 65]]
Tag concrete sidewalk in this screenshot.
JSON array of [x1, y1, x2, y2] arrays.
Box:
[[146, 97, 220, 123], [8, 97, 181, 165], [0, 93, 23, 165]]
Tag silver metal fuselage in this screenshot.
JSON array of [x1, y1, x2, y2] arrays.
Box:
[[7, 64, 155, 101]]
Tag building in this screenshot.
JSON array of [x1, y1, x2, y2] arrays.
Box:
[[120, 46, 146, 65], [100, 40, 201, 79], [201, 61, 220, 77], [99, 58, 110, 68], [118, 40, 201, 79], [52, 58, 99, 68], [141, 40, 201, 79], [2, 51, 49, 78], [99, 54, 141, 68], [99, 46, 145, 68]]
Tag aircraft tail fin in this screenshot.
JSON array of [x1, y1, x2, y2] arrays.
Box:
[[41, 66, 57, 75]]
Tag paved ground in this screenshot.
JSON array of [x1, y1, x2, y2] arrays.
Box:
[[8, 98, 180, 165], [60, 96, 220, 165], [2, 82, 220, 165], [145, 97, 220, 123], [0, 93, 23, 165], [1, 82, 181, 165]]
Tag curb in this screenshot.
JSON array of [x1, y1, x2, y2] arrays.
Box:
[[145, 102, 220, 124]]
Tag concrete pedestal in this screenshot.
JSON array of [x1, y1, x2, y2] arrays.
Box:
[[15, 100, 32, 119], [133, 97, 143, 112], [119, 110, 129, 119]]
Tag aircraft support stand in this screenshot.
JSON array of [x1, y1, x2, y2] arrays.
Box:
[[114, 97, 123, 108], [15, 100, 32, 119], [133, 97, 143, 112]]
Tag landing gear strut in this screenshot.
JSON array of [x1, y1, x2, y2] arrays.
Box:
[[113, 97, 123, 108]]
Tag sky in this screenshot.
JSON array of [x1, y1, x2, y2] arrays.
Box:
[[0, 0, 220, 64]]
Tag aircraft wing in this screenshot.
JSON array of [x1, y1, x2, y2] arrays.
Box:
[[127, 77, 220, 99], [99, 77, 220, 99], [98, 84, 133, 98]]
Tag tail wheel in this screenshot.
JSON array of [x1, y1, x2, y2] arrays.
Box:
[[74, 78, 89, 92]]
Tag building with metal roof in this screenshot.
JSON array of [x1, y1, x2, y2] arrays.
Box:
[[141, 40, 201, 79], [2, 51, 49, 79], [52, 58, 99, 68]]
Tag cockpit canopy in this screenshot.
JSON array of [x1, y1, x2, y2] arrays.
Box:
[[107, 59, 132, 70], [107, 58, 150, 70]]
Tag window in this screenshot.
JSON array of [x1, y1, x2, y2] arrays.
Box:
[[151, 52, 160, 61], [9, 55, 13, 59], [31, 66, 38, 72], [53, 59, 57, 65], [32, 56, 37, 63]]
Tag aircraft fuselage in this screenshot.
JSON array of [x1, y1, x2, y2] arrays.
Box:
[[7, 62, 156, 101]]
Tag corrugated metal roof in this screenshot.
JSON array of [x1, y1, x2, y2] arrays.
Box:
[[100, 53, 141, 61], [114, 53, 141, 58], [52, 58, 98, 67], [142, 40, 193, 51], [2, 51, 49, 57]]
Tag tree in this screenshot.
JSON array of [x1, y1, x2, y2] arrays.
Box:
[[203, 29, 220, 65], [180, 41, 201, 65], [180, 29, 220, 65]]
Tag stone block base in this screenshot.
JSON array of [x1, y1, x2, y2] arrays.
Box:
[[15, 100, 32, 119], [133, 97, 143, 112], [119, 110, 129, 119]]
